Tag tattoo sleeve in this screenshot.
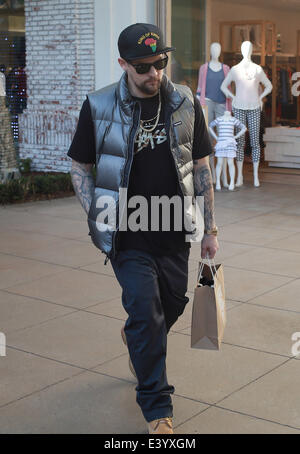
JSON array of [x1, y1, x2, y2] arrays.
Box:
[[70, 160, 95, 214], [193, 161, 215, 230]]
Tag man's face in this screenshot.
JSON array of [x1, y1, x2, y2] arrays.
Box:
[[119, 54, 166, 96]]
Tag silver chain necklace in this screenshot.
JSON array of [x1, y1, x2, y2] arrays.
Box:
[[139, 91, 161, 133]]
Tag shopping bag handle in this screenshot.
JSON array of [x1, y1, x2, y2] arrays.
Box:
[[197, 261, 205, 283], [206, 253, 217, 276], [197, 255, 217, 282]]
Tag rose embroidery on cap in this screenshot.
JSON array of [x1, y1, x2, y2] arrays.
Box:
[[145, 38, 157, 52]]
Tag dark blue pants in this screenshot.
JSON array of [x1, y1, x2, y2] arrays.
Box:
[[110, 248, 190, 423]]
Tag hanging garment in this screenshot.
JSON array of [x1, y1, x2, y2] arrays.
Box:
[[280, 69, 289, 104]]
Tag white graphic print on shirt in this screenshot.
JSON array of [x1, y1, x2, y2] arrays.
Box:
[[135, 122, 167, 154]]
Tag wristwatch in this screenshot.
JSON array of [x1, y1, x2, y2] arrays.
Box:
[[204, 226, 218, 236]]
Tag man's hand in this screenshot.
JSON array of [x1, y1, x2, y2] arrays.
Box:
[[193, 156, 218, 259], [201, 234, 219, 259]]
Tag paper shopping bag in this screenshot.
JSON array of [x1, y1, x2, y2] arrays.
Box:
[[191, 260, 226, 350]]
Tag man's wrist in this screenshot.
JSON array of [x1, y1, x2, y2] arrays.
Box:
[[204, 226, 218, 236]]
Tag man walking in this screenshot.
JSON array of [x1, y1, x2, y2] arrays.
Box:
[[68, 23, 218, 434]]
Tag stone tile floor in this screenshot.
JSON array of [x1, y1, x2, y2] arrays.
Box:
[[1, 174, 300, 434]]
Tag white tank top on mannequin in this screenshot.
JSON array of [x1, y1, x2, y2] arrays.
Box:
[[0, 72, 6, 97], [225, 62, 272, 110]]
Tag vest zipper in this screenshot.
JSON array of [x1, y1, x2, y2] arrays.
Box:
[[167, 100, 186, 199], [110, 102, 141, 262], [168, 99, 197, 235]]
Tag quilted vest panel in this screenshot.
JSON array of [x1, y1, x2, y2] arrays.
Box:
[[87, 73, 197, 259]]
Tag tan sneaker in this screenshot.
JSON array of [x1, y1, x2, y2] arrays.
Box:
[[121, 326, 137, 378], [148, 417, 173, 434]]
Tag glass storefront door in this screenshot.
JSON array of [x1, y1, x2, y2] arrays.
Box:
[[0, 0, 25, 145], [171, 0, 206, 92]]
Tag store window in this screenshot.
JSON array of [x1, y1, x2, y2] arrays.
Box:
[[171, 0, 206, 92], [0, 0, 26, 144]]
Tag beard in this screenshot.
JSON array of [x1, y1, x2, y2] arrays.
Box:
[[135, 77, 162, 96]]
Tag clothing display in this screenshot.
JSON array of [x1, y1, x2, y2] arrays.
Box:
[[232, 107, 261, 162], [204, 96, 226, 184], [279, 67, 295, 105], [214, 138, 237, 158], [224, 64, 273, 111], [245, 110, 266, 159], [263, 63, 297, 124], [197, 62, 232, 111], [206, 98, 226, 130], [277, 66, 297, 121], [209, 115, 246, 158], [221, 44, 272, 188], [205, 66, 227, 104]]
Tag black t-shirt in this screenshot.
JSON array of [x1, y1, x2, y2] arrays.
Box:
[[67, 92, 212, 256]]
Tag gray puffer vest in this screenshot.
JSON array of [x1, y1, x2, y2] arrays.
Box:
[[87, 73, 196, 262]]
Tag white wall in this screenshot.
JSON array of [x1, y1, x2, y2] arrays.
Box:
[[20, 0, 95, 173], [95, 0, 156, 89], [211, 0, 300, 55]]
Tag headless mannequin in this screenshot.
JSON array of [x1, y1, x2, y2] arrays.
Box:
[[208, 43, 228, 187], [221, 41, 272, 187], [197, 43, 230, 187], [209, 111, 246, 191]]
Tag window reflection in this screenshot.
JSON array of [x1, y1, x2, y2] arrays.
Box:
[[171, 0, 206, 92]]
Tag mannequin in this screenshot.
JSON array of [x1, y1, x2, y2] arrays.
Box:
[[209, 111, 247, 191], [0, 68, 19, 182], [196, 43, 232, 187], [220, 41, 273, 187]]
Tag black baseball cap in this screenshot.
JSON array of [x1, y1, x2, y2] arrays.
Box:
[[118, 23, 176, 61]]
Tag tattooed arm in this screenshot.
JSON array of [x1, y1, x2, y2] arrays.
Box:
[[70, 160, 95, 214], [193, 156, 219, 259], [193, 156, 215, 230]]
